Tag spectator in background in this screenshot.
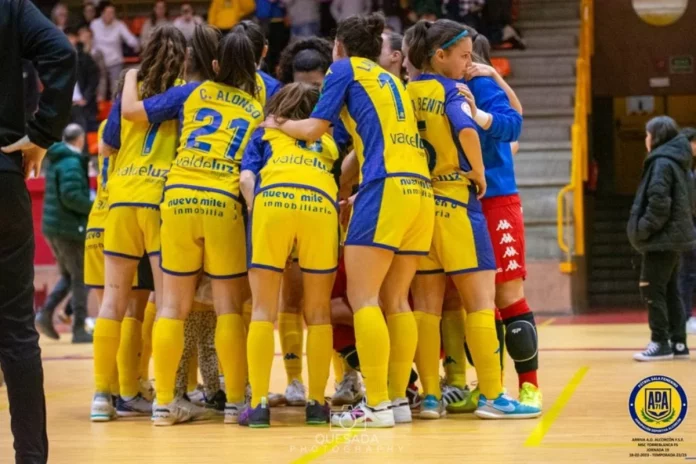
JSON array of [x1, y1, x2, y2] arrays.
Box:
[[283, 0, 320, 39], [79, 24, 108, 103], [141, 0, 172, 48], [35, 124, 93, 345], [256, 0, 289, 74], [628, 116, 695, 362], [208, 0, 255, 33], [486, 0, 525, 49], [443, 0, 485, 31], [678, 127, 696, 335], [65, 26, 99, 132], [82, 1, 97, 25], [318, 0, 336, 37], [375, 0, 405, 33], [52, 2, 70, 31], [408, 0, 439, 21], [91, 1, 139, 96], [173, 3, 203, 41], [331, 0, 373, 22]]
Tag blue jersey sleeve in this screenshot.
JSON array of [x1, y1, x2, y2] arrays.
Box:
[[241, 128, 269, 175], [143, 82, 200, 124], [311, 59, 354, 122], [469, 77, 522, 143], [444, 81, 477, 135], [262, 71, 283, 102], [332, 119, 351, 154], [102, 97, 122, 149]]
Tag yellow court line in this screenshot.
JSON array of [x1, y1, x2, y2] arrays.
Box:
[[539, 317, 556, 327], [291, 429, 360, 464], [524, 365, 589, 447]]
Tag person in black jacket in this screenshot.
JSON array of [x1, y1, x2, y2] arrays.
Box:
[[627, 116, 696, 362], [0, 1, 76, 462], [677, 127, 696, 335], [65, 25, 100, 133]]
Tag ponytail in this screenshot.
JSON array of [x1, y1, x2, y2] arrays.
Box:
[[216, 31, 257, 98]]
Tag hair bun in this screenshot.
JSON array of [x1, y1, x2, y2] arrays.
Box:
[[364, 12, 386, 37]]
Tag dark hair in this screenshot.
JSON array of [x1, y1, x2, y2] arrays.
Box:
[[407, 19, 476, 70], [682, 127, 696, 142], [189, 24, 221, 81], [336, 13, 385, 62], [77, 23, 93, 34], [385, 31, 404, 54], [266, 83, 320, 121], [150, 0, 168, 25], [277, 37, 333, 84], [232, 20, 266, 65], [64, 25, 79, 37], [472, 34, 491, 65], [216, 31, 257, 98], [97, 0, 114, 17], [137, 24, 187, 99], [646, 116, 680, 151]]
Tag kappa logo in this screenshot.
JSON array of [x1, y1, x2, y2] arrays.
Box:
[[506, 260, 521, 271], [500, 233, 516, 245], [512, 328, 521, 334], [503, 246, 519, 258], [496, 219, 512, 231]]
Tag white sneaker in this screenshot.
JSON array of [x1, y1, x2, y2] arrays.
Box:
[[332, 370, 364, 407], [187, 385, 206, 406], [391, 397, 412, 423], [224, 401, 246, 424], [153, 397, 214, 426], [330, 399, 395, 428], [139, 378, 155, 402], [285, 379, 306, 406], [687, 317, 696, 335], [90, 393, 116, 422], [219, 375, 226, 393]]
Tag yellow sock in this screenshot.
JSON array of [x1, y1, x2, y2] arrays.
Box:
[[139, 302, 156, 380], [216, 314, 247, 403], [117, 317, 143, 398], [387, 312, 418, 400], [110, 364, 120, 397], [354, 306, 390, 406], [187, 347, 199, 392], [306, 325, 332, 403], [242, 300, 252, 333], [413, 311, 441, 398], [278, 312, 303, 384], [465, 309, 502, 399], [93, 318, 122, 394], [332, 350, 344, 381], [442, 309, 468, 388], [152, 317, 185, 405], [246, 321, 275, 407]]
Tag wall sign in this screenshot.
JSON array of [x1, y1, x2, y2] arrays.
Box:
[[670, 56, 693, 74]]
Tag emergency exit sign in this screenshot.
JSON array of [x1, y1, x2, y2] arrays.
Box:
[[670, 56, 693, 74]]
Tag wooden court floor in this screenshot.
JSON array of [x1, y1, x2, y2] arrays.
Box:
[[1, 315, 695, 463]]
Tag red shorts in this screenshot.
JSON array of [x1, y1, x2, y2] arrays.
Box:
[[481, 194, 527, 284]]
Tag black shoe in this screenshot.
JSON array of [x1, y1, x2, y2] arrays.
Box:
[[35, 311, 60, 340], [72, 327, 93, 344], [633, 342, 673, 362], [205, 390, 226, 412], [305, 400, 330, 425], [672, 341, 690, 359]]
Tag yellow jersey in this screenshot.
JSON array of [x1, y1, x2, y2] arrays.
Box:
[[87, 120, 113, 226], [255, 70, 282, 107], [143, 80, 264, 198], [102, 82, 181, 207], [408, 73, 478, 207], [311, 57, 429, 185], [242, 128, 339, 204]]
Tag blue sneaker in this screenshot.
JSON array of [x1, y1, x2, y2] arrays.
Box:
[[474, 392, 541, 419], [419, 394, 446, 420], [116, 393, 153, 417], [239, 397, 270, 428]]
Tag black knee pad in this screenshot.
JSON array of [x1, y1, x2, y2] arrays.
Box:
[[339, 345, 360, 372], [504, 313, 538, 373]]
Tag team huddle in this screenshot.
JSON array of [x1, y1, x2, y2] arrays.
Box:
[[88, 12, 543, 429]]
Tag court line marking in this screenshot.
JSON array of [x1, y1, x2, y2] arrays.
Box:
[[524, 365, 590, 447], [539, 318, 556, 327], [291, 429, 360, 464]]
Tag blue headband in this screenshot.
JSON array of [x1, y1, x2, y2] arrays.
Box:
[[429, 30, 470, 56]]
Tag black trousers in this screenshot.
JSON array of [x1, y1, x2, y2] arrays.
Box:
[[0, 172, 48, 463], [640, 251, 687, 344], [678, 247, 696, 320]]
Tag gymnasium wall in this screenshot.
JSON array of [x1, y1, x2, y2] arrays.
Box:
[[592, 0, 696, 96]]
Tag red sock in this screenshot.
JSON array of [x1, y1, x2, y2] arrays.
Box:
[[518, 370, 538, 388]]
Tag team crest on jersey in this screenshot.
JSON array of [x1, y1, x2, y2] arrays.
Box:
[[629, 376, 687, 434], [461, 102, 472, 117]]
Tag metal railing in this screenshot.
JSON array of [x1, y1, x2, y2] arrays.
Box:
[[557, 0, 593, 273]]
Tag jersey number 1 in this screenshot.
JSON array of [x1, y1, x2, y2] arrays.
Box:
[[378, 73, 406, 121]]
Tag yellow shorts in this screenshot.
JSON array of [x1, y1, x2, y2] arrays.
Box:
[[417, 184, 496, 275], [104, 205, 161, 259], [250, 187, 338, 273], [160, 187, 246, 278], [345, 175, 434, 254]]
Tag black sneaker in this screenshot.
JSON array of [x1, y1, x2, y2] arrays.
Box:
[[238, 397, 270, 428], [35, 311, 60, 340], [72, 327, 93, 344], [672, 342, 690, 360], [305, 400, 330, 425], [633, 342, 674, 362], [205, 390, 226, 413]]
